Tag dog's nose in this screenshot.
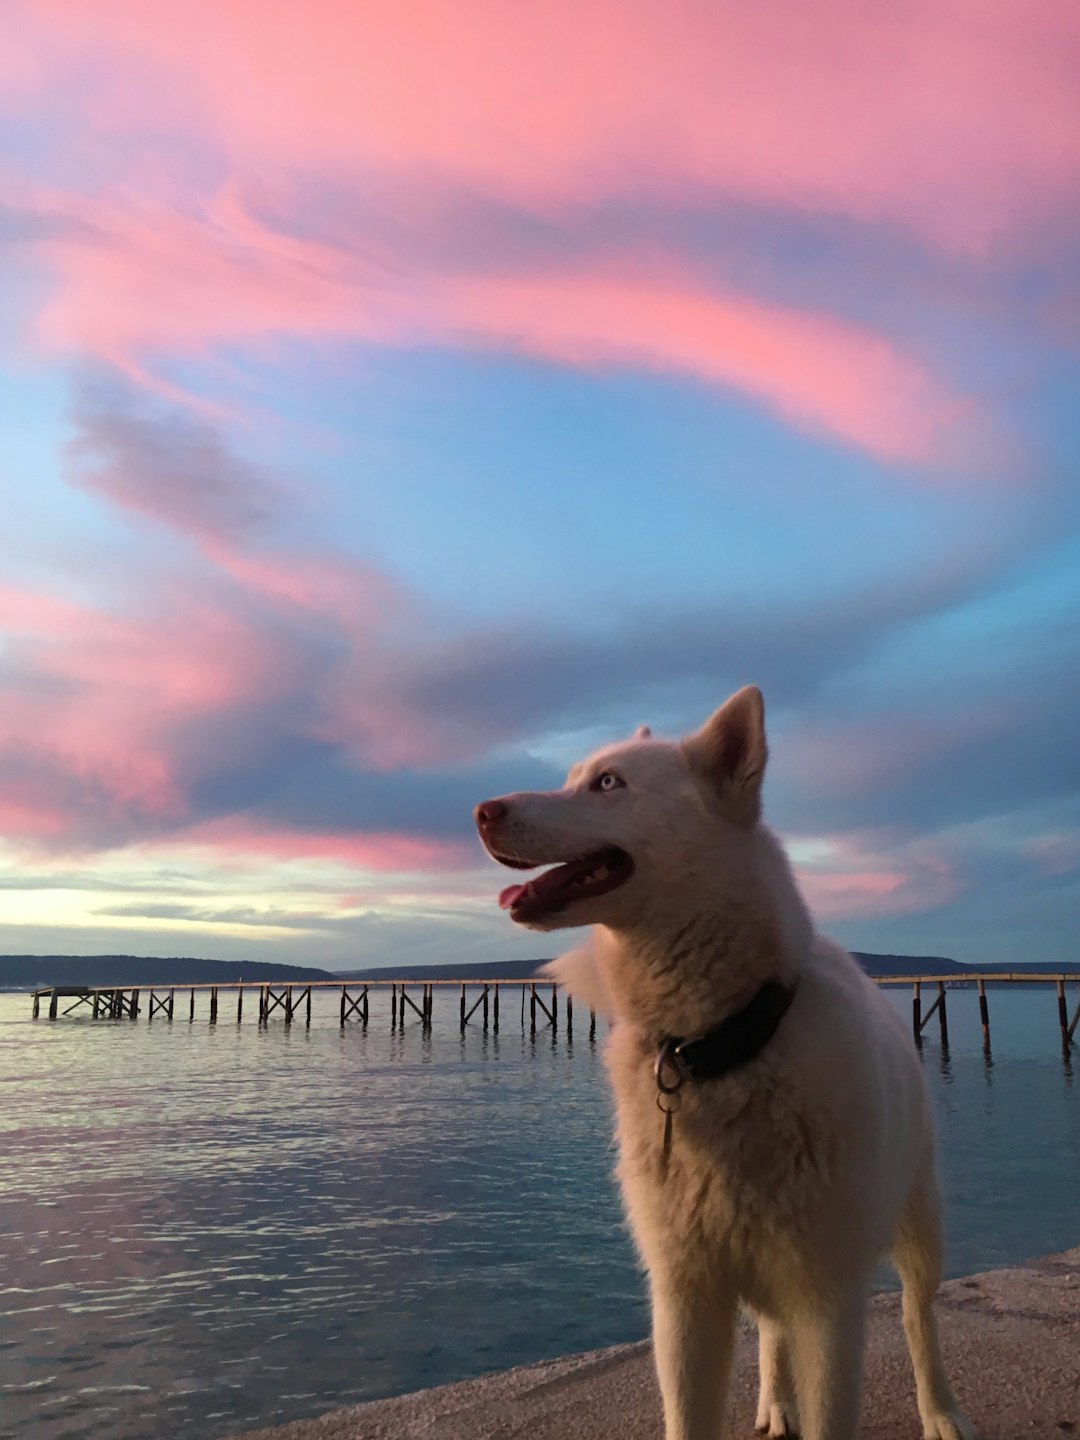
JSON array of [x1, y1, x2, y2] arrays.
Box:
[[474, 798, 507, 829]]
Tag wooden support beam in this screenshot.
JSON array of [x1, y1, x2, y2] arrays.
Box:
[[236, 987, 243, 1024], [391, 983, 398, 1030], [589, 1008, 596, 1041], [209, 986, 219, 1024], [937, 981, 949, 1047], [129, 989, 140, 1020], [483, 984, 489, 1031], [566, 992, 573, 1037], [263, 986, 287, 1020], [341, 985, 370, 1024], [532, 986, 555, 1027], [912, 980, 922, 1041], [399, 985, 425, 1023], [1057, 979, 1070, 1051], [918, 989, 944, 1035], [305, 987, 312, 1027], [1069, 983, 1080, 1044], [283, 985, 295, 1025], [978, 978, 990, 1048], [32, 992, 40, 1019], [493, 983, 499, 1034], [529, 983, 537, 1035], [462, 987, 487, 1027]]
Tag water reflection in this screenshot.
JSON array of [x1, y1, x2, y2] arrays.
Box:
[[1, 986, 1077, 1440]]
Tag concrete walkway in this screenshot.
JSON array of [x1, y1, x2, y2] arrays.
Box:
[[233, 1248, 1079, 1440]]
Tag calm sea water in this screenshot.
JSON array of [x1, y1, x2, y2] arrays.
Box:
[[1, 983, 1077, 1440]]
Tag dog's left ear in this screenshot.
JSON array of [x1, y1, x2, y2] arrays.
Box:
[[682, 686, 767, 824]]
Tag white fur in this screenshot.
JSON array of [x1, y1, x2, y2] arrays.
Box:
[[479, 688, 977, 1440]]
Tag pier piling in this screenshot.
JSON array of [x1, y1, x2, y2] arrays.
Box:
[[1057, 979, 1070, 1052], [978, 978, 990, 1047]]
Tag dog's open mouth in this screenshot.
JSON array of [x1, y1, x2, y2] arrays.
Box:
[[494, 847, 634, 922]]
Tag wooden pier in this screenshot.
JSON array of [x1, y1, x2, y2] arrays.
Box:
[[29, 977, 589, 1037], [884, 973, 1080, 1055], [28, 972, 1080, 1054]]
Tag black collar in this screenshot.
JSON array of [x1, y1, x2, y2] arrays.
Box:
[[655, 978, 799, 1091]]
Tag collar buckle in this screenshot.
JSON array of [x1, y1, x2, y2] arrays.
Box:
[[654, 1037, 690, 1096]]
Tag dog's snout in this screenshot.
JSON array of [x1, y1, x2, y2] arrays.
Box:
[[474, 798, 507, 829]]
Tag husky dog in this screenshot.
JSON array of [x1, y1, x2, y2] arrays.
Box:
[[474, 687, 976, 1440]]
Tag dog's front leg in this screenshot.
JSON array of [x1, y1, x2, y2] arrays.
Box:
[[755, 1315, 798, 1438], [650, 1271, 738, 1440], [786, 1291, 867, 1440]]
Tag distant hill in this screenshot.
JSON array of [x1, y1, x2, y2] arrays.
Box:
[[337, 952, 1080, 983], [852, 953, 1080, 979], [334, 958, 550, 982], [0, 955, 337, 991], [6, 950, 1077, 994]]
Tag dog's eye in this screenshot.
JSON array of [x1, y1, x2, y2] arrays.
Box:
[[590, 771, 625, 793]]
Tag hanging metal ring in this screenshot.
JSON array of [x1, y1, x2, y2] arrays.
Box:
[[654, 1038, 688, 1096]]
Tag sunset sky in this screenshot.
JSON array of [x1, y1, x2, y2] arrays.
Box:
[[2, 1, 1079, 970]]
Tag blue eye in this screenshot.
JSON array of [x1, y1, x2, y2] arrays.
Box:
[[591, 771, 624, 793]]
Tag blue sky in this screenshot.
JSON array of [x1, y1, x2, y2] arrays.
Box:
[[1, 0, 1079, 969]]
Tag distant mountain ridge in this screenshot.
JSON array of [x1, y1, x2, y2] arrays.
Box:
[[0, 955, 338, 990], [3, 951, 1078, 993], [337, 953, 1080, 982], [334, 958, 547, 982]]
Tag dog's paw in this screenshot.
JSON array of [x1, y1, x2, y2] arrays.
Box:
[[755, 1403, 799, 1438], [921, 1409, 978, 1440]]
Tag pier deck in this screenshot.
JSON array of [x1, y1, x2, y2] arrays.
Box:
[[26, 972, 1080, 1054]]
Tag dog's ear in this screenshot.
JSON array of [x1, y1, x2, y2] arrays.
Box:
[[633, 724, 652, 740], [682, 686, 767, 824]]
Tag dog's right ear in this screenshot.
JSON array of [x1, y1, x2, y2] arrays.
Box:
[[681, 686, 767, 825]]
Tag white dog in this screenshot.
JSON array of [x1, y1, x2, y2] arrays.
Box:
[[475, 687, 976, 1440]]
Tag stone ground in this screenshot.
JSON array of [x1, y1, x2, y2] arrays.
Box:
[[232, 1249, 1079, 1440]]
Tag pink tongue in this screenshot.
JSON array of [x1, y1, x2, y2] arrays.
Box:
[[499, 883, 526, 910]]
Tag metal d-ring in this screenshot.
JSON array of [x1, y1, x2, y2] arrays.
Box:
[[654, 1039, 688, 1109]]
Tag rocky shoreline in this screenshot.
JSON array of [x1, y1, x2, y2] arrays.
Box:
[[230, 1248, 1079, 1440]]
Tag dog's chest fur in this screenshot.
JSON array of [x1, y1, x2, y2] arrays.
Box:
[[606, 1021, 840, 1297]]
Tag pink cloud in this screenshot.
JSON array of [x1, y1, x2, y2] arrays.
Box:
[[0, 402, 477, 858], [0, 579, 283, 825], [13, 184, 970, 463], [1025, 834, 1080, 877], [779, 706, 1015, 797], [438, 267, 964, 462], [792, 831, 962, 921], [167, 820, 473, 874], [9, 0, 1080, 254]]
